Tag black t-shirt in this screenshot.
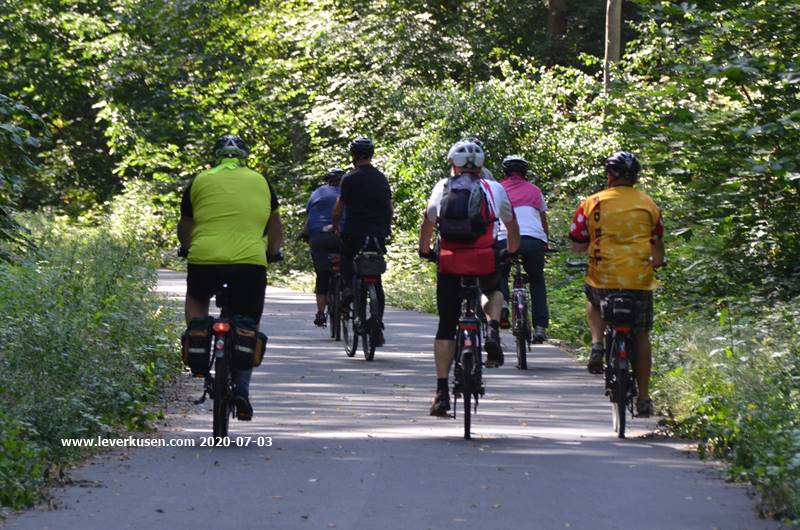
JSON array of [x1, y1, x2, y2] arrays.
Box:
[[181, 177, 280, 218], [339, 164, 392, 237]]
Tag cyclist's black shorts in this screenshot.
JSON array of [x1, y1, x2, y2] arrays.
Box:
[[187, 264, 267, 322], [435, 271, 502, 341], [584, 284, 653, 332], [309, 232, 341, 273]]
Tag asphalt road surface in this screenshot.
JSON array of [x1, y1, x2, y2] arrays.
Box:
[[3, 271, 785, 530]]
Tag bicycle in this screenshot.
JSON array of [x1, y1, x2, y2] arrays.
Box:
[[509, 255, 532, 370], [342, 240, 386, 361], [422, 251, 485, 439], [325, 253, 342, 341], [180, 250, 269, 441], [567, 260, 638, 438]]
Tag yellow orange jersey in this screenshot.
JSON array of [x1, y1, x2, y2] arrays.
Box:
[[569, 186, 663, 290]]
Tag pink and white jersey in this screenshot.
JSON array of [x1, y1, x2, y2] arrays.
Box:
[[501, 175, 548, 243]]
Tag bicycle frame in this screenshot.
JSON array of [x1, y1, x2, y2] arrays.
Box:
[[452, 276, 485, 439], [195, 286, 238, 439], [510, 256, 531, 369], [326, 254, 342, 340], [603, 306, 638, 439]]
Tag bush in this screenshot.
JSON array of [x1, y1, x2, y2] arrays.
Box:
[[0, 208, 182, 508]]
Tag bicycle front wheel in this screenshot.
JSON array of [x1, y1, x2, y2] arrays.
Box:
[[212, 355, 230, 438]]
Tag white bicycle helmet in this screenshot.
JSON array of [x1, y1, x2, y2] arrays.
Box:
[[447, 140, 485, 170]]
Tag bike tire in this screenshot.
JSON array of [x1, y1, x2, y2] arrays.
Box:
[[461, 344, 474, 440], [212, 354, 230, 438], [613, 366, 627, 438], [330, 278, 341, 341], [342, 297, 357, 357], [515, 305, 529, 370], [362, 284, 378, 361]]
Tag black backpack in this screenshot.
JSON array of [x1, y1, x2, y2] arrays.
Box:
[[437, 176, 493, 243]]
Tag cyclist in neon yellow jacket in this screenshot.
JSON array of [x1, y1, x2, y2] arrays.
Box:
[[177, 135, 283, 420]]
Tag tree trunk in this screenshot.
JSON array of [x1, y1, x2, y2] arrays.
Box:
[[547, 0, 569, 39], [603, 0, 622, 92]]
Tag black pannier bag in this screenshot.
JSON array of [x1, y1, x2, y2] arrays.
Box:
[[600, 293, 637, 326], [354, 251, 387, 276], [231, 315, 268, 370], [181, 316, 214, 376]]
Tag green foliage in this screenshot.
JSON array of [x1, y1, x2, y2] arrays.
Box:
[[654, 300, 800, 522], [0, 411, 44, 509], [0, 207, 182, 508], [0, 93, 47, 259]]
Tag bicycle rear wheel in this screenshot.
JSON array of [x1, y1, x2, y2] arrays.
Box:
[[460, 346, 474, 439], [514, 305, 529, 370], [212, 355, 230, 438], [329, 277, 341, 340], [342, 297, 357, 357], [362, 283, 378, 361], [612, 365, 627, 438]]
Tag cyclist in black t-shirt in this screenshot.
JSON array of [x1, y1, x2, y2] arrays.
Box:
[[332, 136, 393, 344]]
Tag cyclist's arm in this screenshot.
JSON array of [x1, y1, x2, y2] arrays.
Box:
[[571, 241, 589, 253], [266, 212, 283, 256], [418, 210, 435, 255], [178, 184, 194, 249], [505, 214, 520, 254], [178, 217, 194, 249], [331, 197, 344, 234], [651, 213, 665, 268], [569, 202, 589, 253], [493, 183, 519, 253], [540, 210, 549, 243]]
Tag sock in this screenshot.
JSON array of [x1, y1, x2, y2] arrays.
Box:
[[437, 378, 448, 392]]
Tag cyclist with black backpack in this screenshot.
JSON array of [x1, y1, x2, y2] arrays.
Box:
[[418, 139, 520, 417]]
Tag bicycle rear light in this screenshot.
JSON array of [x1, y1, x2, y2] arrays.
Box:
[[213, 321, 231, 333]]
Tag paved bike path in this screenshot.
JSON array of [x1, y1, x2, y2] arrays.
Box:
[[3, 271, 784, 530]]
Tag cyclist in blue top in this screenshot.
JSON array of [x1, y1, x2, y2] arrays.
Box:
[[303, 167, 346, 326]]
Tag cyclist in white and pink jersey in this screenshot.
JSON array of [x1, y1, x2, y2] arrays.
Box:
[[498, 155, 550, 343]]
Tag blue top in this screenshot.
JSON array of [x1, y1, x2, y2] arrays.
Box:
[[306, 184, 340, 236]]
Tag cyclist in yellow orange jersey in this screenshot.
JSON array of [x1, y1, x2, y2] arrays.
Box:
[[569, 151, 665, 417]]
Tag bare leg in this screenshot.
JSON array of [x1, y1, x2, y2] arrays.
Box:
[[434, 339, 456, 378], [634, 331, 651, 400], [481, 290, 503, 322], [315, 294, 327, 314], [185, 295, 210, 325], [587, 302, 605, 344]]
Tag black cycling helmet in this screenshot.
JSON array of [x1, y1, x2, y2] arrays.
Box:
[[213, 134, 248, 160], [349, 136, 375, 159], [324, 167, 346, 182], [605, 151, 641, 180], [502, 155, 529, 175]]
